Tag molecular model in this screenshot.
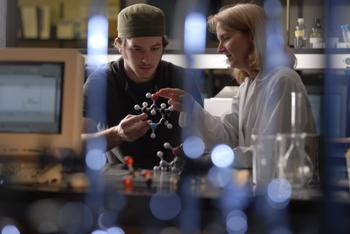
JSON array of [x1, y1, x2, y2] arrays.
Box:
[[134, 92, 174, 139], [122, 155, 153, 191], [153, 142, 183, 174]]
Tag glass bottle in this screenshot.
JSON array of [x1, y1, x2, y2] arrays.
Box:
[[283, 92, 313, 188], [294, 18, 307, 49], [309, 18, 324, 48], [340, 24, 350, 43]]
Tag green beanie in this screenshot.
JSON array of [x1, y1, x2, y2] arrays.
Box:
[[117, 3, 165, 38]]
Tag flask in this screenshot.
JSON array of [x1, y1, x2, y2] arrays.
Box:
[[294, 18, 307, 49], [283, 92, 313, 188], [309, 18, 324, 48]]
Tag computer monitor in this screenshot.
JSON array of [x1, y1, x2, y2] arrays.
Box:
[[0, 48, 84, 158]]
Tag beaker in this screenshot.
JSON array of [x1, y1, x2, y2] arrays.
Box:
[[251, 134, 278, 190]]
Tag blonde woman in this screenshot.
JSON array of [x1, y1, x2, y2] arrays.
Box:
[[157, 3, 315, 168]]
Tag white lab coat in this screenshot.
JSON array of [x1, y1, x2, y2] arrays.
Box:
[[180, 66, 316, 168]]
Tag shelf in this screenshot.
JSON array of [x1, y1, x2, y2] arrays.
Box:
[[331, 138, 350, 144], [16, 39, 87, 48], [84, 53, 326, 70]]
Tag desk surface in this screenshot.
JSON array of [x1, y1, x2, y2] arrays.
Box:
[[0, 166, 349, 234]]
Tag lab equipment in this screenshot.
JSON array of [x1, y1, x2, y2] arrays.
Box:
[[282, 92, 313, 188], [294, 18, 307, 48], [134, 92, 174, 138], [252, 134, 278, 191], [309, 17, 324, 48]]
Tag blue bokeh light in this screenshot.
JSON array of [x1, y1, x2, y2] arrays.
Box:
[[267, 178, 292, 209], [87, 15, 108, 65], [220, 183, 251, 214], [184, 12, 206, 53], [85, 149, 107, 171], [226, 210, 248, 234], [88, 15, 108, 50], [271, 226, 293, 234], [263, 0, 289, 70], [1, 225, 20, 234], [91, 230, 107, 234], [211, 144, 234, 168], [208, 166, 232, 187], [98, 211, 116, 229], [183, 136, 205, 159], [27, 199, 60, 233], [264, 0, 282, 18], [58, 202, 93, 234], [107, 227, 125, 234], [150, 192, 182, 220]]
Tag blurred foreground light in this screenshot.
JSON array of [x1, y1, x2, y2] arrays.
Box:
[[58, 202, 93, 234], [104, 191, 126, 211], [264, 0, 289, 70], [271, 226, 292, 234], [88, 33, 108, 50], [27, 199, 61, 233], [98, 211, 116, 229], [86, 149, 107, 170], [208, 166, 232, 187], [107, 227, 125, 234], [183, 136, 205, 159], [160, 226, 181, 234], [150, 192, 181, 220], [264, 0, 282, 18], [267, 178, 292, 209], [211, 144, 234, 168], [221, 183, 251, 213], [1, 225, 20, 234], [266, 34, 289, 65], [184, 12, 206, 53], [91, 230, 107, 234], [87, 15, 108, 65], [226, 210, 247, 234]]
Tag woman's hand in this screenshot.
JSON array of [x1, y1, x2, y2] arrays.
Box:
[[156, 88, 191, 112]]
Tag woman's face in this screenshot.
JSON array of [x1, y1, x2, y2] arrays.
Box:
[[216, 21, 253, 71]]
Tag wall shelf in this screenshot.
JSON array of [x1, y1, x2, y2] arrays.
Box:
[[332, 138, 350, 144], [84, 53, 329, 70]]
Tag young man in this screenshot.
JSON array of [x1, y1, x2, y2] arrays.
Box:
[[83, 3, 202, 169]]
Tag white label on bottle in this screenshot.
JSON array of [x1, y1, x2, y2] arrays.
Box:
[[310, 38, 324, 48]]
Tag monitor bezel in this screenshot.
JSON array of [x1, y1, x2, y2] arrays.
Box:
[[0, 48, 84, 157]]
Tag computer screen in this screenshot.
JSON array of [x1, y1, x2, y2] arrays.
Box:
[[0, 48, 84, 157], [0, 63, 62, 133]]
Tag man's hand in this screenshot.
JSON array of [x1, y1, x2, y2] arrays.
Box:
[[82, 113, 150, 151], [113, 113, 150, 142]]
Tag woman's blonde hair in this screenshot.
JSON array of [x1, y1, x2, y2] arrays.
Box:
[[208, 3, 296, 83]]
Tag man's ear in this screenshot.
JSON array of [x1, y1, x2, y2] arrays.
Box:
[[114, 37, 122, 52], [248, 33, 254, 42]]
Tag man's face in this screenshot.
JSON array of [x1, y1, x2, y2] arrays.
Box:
[[118, 37, 164, 83]]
